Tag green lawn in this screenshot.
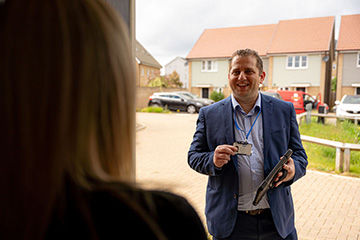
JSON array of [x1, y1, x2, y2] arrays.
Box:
[[299, 119, 360, 177]]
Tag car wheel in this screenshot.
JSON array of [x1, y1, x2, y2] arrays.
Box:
[[187, 105, 196, 114], [151, 103, 160, 108]]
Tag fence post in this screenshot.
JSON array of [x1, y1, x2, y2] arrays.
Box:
[[335, 147, 344, 172], [305, 103, 312, 124], [344, 148, 351, 173]]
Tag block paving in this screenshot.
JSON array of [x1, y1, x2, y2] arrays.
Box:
[[136, 112, 360, 240]]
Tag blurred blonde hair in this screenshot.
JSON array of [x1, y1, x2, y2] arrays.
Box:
[[0, 0, 135, 238]]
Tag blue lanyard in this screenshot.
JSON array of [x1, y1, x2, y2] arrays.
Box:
[[234, 107, 261, 140]]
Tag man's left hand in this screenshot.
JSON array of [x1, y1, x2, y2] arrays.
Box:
[[274, 157, 295, 187]]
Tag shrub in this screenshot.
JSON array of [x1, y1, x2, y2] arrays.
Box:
[[140, 107, 170, 113], [210, 90, 224, 102]]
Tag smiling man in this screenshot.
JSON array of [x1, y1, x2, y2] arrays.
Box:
[[228, 51, 265, 113], [188, 49, 308, 240]]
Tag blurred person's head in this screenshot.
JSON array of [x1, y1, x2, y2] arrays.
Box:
[[0, 0, 135, 238]]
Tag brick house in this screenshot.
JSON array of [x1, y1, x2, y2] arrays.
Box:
[[267, 16, 335, 106], [335, 14, 360, 100], [186, 16, 335, 106], [186, 24, 276, 98], [135, 41, 162, 86]]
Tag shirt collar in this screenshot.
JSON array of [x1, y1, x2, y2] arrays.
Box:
[[231, 93, 262, 116]]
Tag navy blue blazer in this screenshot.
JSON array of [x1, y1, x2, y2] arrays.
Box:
[[188, 94, 308, 239]]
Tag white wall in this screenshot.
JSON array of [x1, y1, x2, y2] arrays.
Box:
[[165, 57, 188, 88]]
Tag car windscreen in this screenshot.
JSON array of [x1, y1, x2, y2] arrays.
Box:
[[343, 96, 360, 104]]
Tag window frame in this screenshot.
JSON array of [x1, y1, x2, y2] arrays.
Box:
[[286, 55, 308, 69], [201, 60, 218, 72]]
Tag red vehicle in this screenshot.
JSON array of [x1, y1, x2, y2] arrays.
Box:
[[266, 90, 327, 114]]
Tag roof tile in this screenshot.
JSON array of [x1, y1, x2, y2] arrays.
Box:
[[267, 16, 335, 54], [336, 14, 360, 51], [136, 41, 162, 68], [187, 24, 277, 59]]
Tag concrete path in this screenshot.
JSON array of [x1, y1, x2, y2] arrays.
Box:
[[136, 112, 360, 240]]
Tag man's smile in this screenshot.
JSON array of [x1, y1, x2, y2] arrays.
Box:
[[236, 82, 250, 88]]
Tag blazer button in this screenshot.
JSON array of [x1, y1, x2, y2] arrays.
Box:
[[233, 194, 237, 199]]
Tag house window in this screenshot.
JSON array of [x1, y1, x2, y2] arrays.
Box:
[[301, 56, 307, 67], [214, 87, 223, 93], [279, 87, 289, 90], [296, 87, 306, 92], [287, 57, 293, 68], [356, 87, 360, 95], [207, 61, 212, 71], [294, 56, 300, 67], [201, 60, 218, 72], [357, 52, 360, 67], [287, 55, 308, 69]]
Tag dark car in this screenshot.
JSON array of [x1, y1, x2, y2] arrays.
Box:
[[260, 91, 283, 100], [148, 92, 210, 113], [174, 91, 215, 105]]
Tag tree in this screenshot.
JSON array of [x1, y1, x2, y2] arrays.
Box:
[[148, 76, 168, 88], [147, 71, 183, 88], [167, 71, 183, 88], [331, 77, 337, 92]]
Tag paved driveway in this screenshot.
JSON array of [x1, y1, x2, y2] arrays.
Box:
[[136, 112, 360, 240]]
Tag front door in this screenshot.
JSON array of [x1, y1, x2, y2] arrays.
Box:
[[202, 88, 209, 98]]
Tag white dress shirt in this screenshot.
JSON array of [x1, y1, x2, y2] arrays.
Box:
[[231, 93, 270, 210]]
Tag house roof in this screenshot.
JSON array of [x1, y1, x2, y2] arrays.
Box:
[[267, 16, 335, 54], [187, 24, 277, 59], [336, 14, 360, 51], [136, 41, 162, 68], [165, 56, 186, 67]]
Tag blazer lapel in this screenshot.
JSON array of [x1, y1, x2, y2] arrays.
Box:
[[221, 97, 237, 168], [222, 97, 235, 145], [261, 94, 273, 170]]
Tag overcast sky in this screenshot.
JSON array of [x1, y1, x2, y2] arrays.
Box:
[[136, 0, 360, 73]]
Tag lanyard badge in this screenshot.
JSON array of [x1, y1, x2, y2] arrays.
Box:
[[233, 107, 261, 156], [233, 141, 252, 156]]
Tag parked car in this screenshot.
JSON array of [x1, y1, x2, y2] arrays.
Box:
[[335, 95, 360, 120], [267, 90, 323, 114], [148, 92, 211, 113], [174, 91, 215, 105], [260, 91, 283, 100]]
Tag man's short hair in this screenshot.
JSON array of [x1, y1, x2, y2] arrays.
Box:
[[229, 49, 263, 75]]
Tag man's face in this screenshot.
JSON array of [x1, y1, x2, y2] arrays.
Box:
[[228, 55, 265, 103]]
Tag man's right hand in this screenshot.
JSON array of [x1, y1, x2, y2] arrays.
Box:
[[213, 145, 237, 168]]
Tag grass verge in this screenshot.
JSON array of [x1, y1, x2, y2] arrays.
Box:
[[299, 119, 360, 177]]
